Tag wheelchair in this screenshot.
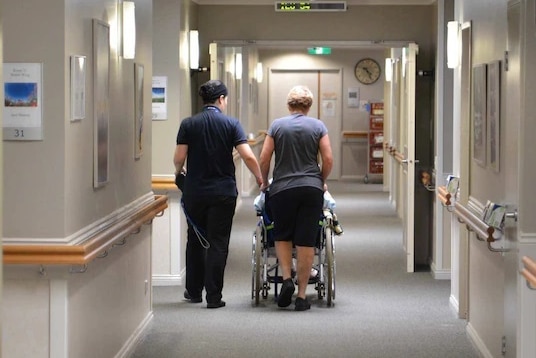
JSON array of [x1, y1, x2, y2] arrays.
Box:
[[251, 206, 336, 307]]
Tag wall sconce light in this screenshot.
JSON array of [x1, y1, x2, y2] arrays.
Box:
[[256, 62, 263, 83], [189, 30, 209, 75], [385, 58, 393, 82], [235, 53, 242, 80], [402, 48, 407, 78], [122, 1, 136, 59], [189, 30, 200, 71], [447, 21, 460, 69]]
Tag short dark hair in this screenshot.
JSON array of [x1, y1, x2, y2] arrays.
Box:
[[199, 80, 228, 103]]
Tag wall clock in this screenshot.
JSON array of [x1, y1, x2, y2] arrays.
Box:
[[354, 58, 381, 85]]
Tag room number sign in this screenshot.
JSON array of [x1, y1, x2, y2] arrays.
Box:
[[3, 63, 43, 140]]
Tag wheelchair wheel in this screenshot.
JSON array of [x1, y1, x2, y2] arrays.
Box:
[[325, 224, 336, 307], [251, 227, 262, 305]]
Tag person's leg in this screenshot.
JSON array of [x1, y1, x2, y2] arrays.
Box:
[[293, 187, 323, 310], [183, 196, 209, 301], [295, 245, 315, 298], [274, 241, 293, 280], [269, 189, 299, 307], [204, 195, 237, 307]]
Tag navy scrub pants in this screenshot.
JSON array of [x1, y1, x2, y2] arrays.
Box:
[[182, 195, 237, 304]]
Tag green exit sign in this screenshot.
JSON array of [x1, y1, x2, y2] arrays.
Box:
[[308, 47, 331, 55]]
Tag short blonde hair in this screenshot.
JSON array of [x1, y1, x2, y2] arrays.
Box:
[[287, 85, 313, 111]]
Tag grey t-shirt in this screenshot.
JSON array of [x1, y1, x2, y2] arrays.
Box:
[[267, 113, 328, 196]]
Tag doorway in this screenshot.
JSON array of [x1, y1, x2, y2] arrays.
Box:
[[268, 69, 342, 179]]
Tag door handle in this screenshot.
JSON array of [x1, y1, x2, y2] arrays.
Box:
[[401, 159, 420, 164]]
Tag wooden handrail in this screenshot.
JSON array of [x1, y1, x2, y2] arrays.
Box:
[[453, 201, 495, 242], [437, 186, 451, 206], [521, 256, 536, 289], [152, 176, 178, 191], [3, 195, 168, 265], [247, 132, 266, 147], [341, 130, 368, 139]]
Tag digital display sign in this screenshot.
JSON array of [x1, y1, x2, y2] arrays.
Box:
[[275, 2, 347, 12]]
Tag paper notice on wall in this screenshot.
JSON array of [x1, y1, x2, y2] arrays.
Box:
[[322, 99, 336, 117], [359, 100, 369, 112], [348, 87, 359, 107], [320, 92, 337, 117], [152, 76, 167, 120]]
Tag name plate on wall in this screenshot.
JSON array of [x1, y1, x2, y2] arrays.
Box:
[[3, 63, 43, 141]]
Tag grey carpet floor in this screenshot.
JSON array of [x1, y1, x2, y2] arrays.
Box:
[[130, 182, 480, 358]]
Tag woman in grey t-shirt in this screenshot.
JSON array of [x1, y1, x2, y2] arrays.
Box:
[[259, 85, 333, 311]]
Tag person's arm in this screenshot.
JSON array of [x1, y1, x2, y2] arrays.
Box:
[[236, 143, 263, 187], [318, 134, 333, 191], [259, 135, 275, 191], [173, 144, 188, 174]]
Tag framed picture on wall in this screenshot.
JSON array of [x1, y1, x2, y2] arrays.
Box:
[[70, 55, 86, 121], [92, 19, 110, 188], [487, 60, 500, 173], [134, 63, 144, 159], [472, 63, 487, 168]]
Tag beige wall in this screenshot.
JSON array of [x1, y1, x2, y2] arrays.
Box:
[[151, 0, 198, 175], [0, 0, 3, 352], [2, 1, 155, 357], [459, 2, 508, 357], [452, 0, 536, 357], [3, 0, 153, 239]]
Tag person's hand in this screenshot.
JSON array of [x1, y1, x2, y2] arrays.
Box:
[[260, 182, 269, 192], [323, 182, 328, 192]]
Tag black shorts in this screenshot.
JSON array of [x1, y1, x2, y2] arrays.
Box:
[[268, 186, 323, 247]]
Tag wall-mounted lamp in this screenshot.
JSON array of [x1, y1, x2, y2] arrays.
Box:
[[402, 48, 407, 78], [447, 21, 460, 69], [122, 1, 136, 59], [256, 62, 263, 83], [235, 53, 242, 80], [189, 30, 200, 71], [189, 30, 209, 74], [385, 58, 393, 82]]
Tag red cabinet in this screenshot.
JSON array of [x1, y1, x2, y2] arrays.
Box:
[[365, 103, 384, 182]]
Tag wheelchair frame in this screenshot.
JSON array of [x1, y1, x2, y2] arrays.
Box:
[[251, 208, 336, 307]]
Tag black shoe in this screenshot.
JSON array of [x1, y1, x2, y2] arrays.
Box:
[[207, 301, 226, 309], [184, 290, 202, 303], [294, 297, 311, 311], [277, 278, 295, 308]]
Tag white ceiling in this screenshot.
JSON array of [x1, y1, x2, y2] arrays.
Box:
[[194, 0, 435, 5]]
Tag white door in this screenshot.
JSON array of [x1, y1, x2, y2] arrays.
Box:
[[268, 69, 342, 179], [401, 44, 418, 273]]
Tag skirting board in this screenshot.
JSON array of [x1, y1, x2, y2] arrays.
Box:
[[114, 312, 153, 358], [466, 322, 493, 358], [431, 262, 451, 280], [152, 274, 183, 286]]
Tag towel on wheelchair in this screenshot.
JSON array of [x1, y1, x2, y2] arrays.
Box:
[[254, 190, 336, 213], [254, 190, 342, 236]]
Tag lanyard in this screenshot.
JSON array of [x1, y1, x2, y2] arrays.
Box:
[[203, 105, 221, 113]]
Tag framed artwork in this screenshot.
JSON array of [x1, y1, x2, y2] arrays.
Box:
[[93, 19, 110, 188], [134, 63, 144, 159], [70, 55, 86, 121], [151, 76, 167, 120], [472, 64, 487, 167], [487, 60, 501, 172]]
